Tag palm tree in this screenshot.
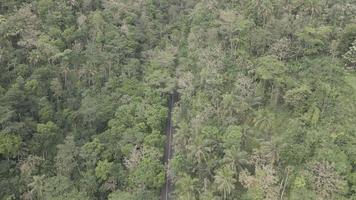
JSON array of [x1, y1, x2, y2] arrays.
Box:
[[248, 0, 275, 25], [187, 135, 211, 165], [214, 166, 236, 200], [28, 175, 45, 200], [60, 65, 70, 87], [303, 0, 322, 17], [176, 174, 198, 200], [253, 109, 274, 135]]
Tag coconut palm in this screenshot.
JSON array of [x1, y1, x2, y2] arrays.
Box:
[[214, 166, 236, 200]]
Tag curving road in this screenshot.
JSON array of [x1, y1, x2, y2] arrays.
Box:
[[160, 92, 177, 200]]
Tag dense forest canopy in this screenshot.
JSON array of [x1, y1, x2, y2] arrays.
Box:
[[0, 0, 356, 199]]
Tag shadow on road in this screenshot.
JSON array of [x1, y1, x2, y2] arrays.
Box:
[[160, 91, 178, 200]]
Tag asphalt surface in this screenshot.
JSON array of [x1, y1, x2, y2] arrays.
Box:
[[160, 92, 177, 200]]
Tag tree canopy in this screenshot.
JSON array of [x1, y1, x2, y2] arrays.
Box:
[[0, 0, 356, 200]]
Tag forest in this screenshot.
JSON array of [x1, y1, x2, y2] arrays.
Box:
[[0, 0, 356, 199]]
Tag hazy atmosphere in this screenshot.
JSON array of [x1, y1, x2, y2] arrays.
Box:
[[0, 0, 356, 199]]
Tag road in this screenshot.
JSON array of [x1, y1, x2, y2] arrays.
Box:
[[160, 92, 177, 200]]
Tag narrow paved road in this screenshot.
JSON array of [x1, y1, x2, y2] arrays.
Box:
[[160, 92, 177, 200]]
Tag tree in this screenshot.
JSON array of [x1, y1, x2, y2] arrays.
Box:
[[144, 48, 177, 93], [284, 85, 312, 108], [289, 175, 317, 200], [108, 191, 135, 200], [175, 174, 198, 200], [127, 147, 165, 190], [214, 166, 236, 199], [1, 0, 356, 199], [32, 121, 60, 157], [0, 133, 21, 158], [239, 165, 280, 200], [80, 138, 104, 169], [27, 175, 45, 200], [55, 136, 78, 177], [343, 39, 356, 68], [307, 161, 347, 199], [255, 56, 286, 81], [95, 160, 113, 181], [297, 26, 333, 55], [247, 0, 275, 25], [255, 56, 287, 106], [338, 24, 356, 55]]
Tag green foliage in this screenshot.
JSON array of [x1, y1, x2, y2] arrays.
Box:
[[170, 1, 356, 199], [108, 191, 135, 200], [127, 147, 165, 189], [338, 24, 356, 55], [297, 26, 333, 55], [32, 121, 60, 155], [284, 85, 312, 108], [214, 166, 236, 199], [0, 133, 21, 157], [55, 136, 78, 177], [95, 160, 113, 181], [255, 56, 286, 81], [41, 176, 89, 200], [175, 173, 198, 200], [343, 39, 356, 67], [0, 0, 356, 199], [80, 138, 104, 168]]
